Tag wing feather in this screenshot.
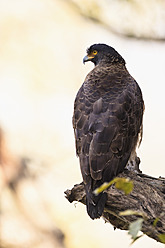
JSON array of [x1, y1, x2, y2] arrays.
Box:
[[73, 75, 144, 187]]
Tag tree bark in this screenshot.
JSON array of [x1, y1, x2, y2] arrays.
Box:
[[65, 170, 165, 243]]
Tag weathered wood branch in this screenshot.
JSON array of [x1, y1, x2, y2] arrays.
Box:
[[65, 170, 165, 243]]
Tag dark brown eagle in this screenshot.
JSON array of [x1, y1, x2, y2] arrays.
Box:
[[73, 44, 144, 219]]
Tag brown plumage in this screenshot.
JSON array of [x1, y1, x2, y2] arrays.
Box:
[[73, 44, 144, 219]]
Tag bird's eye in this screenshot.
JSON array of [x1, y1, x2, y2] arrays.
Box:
[[93, 50, 98, 55]]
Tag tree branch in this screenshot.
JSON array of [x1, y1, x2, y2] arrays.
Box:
[[65, 170, 165, 243]]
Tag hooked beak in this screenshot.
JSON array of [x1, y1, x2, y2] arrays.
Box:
[[83, 55, 94, 64]]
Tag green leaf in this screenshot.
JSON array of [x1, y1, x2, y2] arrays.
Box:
[[158, 234, 165, 243], [93, 177, 133, 196], [128, 218, 143, 240], [153, 217, 159, 227], [93, 182, 111, 195], [114, 178, 133, 195], [119, 210, 144, 218]]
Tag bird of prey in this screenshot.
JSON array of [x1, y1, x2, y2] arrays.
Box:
[[73, 43, 144, 219]]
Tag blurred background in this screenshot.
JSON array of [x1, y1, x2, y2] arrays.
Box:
[[0, 0, 165, 247]]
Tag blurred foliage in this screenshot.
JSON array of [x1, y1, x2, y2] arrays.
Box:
[[158, 234, 165, 243], [94, 177, 133, 195], [119, 210, 147, 219], [128, 218, 144, 244]]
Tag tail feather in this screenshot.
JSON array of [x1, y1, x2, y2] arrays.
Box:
[[85, 190, 107, 219]]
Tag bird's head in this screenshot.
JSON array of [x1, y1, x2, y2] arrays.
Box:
[[83, 43, 125, 66]]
